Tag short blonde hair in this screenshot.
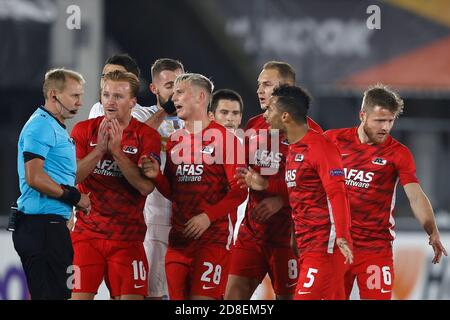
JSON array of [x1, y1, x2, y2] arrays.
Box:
[[175, 73, 214, 97], [103, 70, 140, 98], [43, 68, 85, 99], [263, 61, 295, 85]]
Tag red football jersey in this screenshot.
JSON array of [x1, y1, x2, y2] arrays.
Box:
[[238, 114, 323, 246], [238, 114, 291, 246], [71, 116, 161, 242], [286, 130, 351, 254], [154, 120, 247, 249], [324, 127, 419, 249]]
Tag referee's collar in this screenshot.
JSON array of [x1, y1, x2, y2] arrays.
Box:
[[39, 106, 66, 129]]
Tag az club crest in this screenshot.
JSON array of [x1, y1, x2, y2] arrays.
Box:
[[201, 145, 214, 154], [372, 157, 387, 165]]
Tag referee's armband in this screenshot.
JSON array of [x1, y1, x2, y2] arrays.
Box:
[[59, 184, 81, 207], [23, 152, 45, 163]]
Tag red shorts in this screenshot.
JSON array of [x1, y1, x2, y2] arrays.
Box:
[[72, 238, 148, 297], [294, 250, 347, 300], [165, 243, 230, 300], [344, 247, 394, 300], [229, 237, 297, 296]]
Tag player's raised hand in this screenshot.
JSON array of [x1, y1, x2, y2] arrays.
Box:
[[234, 167, 268, 191], [234, 167, 248, 189], [336, 238, 353, 264], [108, 118, 123, 155], [429, 232, 448, 264], [183, 213, 211, 239], [96, 118, 110, 154], [251, 196, 284, 223], [139, 155, 160, 179]]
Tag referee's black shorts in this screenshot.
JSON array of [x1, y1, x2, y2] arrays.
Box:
[[12, 214, 74, 300]]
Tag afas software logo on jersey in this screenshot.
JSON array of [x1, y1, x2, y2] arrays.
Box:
[[285, 169, 297, 188], [94, 160, 123, 177], [372, 157, 387, 165], [175, 164, 204, 182], [254, 150, 283, 169]]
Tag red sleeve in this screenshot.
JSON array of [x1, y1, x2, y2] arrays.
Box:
[[203, 135, 248, 222], [139, 125, 172, 199], [323, 183, 351, 240], [139, 125, 162, 165], [397, 146, 419, 186], [70, 120, 89, 159], [151, 134, 172, 200], [314, 140, 351, 240], [153, 169, 172, 200], [265, 172, 290, 205]]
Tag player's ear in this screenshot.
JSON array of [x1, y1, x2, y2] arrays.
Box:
[[149, 83, 157, 95], [359, 111, 365, 122], [130, 97, 137, 109], [198, 90, 206, 103], [208, 111, 215, 121], [48, 89, 57, 101]]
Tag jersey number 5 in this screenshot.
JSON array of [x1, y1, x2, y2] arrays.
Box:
[[303, 268, 318, 288]]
